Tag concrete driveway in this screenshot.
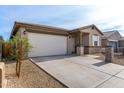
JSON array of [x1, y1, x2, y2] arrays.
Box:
[[30, 55, 124, 88]]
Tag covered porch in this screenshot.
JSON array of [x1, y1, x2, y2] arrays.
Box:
[[68, 31, 90, 55], [68, 31, 103, 55]]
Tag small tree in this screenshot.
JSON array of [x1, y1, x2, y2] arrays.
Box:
[[4, 35, 32, 77], [14, 36, 32, 77]]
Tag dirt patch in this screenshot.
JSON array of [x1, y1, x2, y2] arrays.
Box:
[[92, 53, 105, 60], [113, 55, 124, 66], [5, 60, 66, 88], [93, 53, 124, 66]]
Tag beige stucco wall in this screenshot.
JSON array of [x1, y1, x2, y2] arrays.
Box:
[[80, 27, 102, 46], [15, 27, 27, 38], [19, 27, 28, 38], [15, 26, 103, 56], [67, 34, 75, 54], [0, 62, 5, 88]]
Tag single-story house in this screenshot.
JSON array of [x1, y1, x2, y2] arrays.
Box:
[[102, 31, 124, 51], [10, 22, 103, 57], [119, 37, 124, 48]]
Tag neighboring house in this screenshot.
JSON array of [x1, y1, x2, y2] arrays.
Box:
[[102, 31, 124, 51], [10, 22, 103, 57], [118, 37, 124, 48]]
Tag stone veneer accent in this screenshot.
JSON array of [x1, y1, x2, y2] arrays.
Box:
[[105, 46, 114, 62], [0, 62, 5, 88], [84, 46, 105, 54], [76, 46, 84, 56]]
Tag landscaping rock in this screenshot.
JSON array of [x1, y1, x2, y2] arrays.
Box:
[[5, 60, 65, 88], [76, 46, 84, 56], [105, 46, 114, 62]]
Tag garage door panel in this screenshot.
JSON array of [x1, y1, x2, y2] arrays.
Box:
[[28, 32, 67, 57]]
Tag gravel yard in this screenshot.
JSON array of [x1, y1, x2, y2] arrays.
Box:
[[5, 60, 66, 88], [94, 53, 124, 66], [113, 55, 124, 65]]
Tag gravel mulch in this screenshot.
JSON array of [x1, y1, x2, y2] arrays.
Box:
[[112, 55, 124, 65], [5, 60, 66, 88], [94, 53, 124, 66]]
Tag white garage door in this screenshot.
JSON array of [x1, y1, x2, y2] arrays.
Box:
[[28, 32, 67, 57]]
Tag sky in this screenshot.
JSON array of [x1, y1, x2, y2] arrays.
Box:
[[0, 5, 124, 40]]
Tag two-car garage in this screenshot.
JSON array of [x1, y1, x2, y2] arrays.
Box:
[[28, 32, 68, 57]]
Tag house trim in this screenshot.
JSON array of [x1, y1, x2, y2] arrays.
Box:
[[10, 21, 69, 38]]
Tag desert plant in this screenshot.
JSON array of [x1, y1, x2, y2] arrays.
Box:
[[12, 35, 32, 77], [4, 35, 32, 77], [3, 40, 13, 60]]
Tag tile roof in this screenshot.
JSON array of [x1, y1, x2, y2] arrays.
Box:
[[103, 31, 116, 38]]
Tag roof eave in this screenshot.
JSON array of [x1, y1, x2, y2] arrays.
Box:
[[10, 21, 69, 39], [78, 24, 103, 35], [10, 21, 18, 39]]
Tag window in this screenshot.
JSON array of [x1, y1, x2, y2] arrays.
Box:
[[94, 41, 98, 46], [92, 35, 99, 46]]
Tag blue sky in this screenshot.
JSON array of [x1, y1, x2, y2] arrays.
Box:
[[0, 5, 124, 40]]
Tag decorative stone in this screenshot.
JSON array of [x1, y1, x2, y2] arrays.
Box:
[[77, 46, 84, 56], [105, 46, 114, 62]]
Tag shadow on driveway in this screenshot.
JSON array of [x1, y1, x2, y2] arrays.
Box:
[[93, 62, 109, 67], [30, 54, 77, 63]]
